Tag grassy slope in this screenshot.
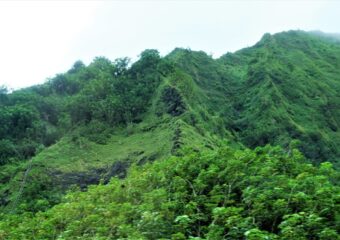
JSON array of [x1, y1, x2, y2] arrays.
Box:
[[36, 125, 172, 173], [1, 77, 223, 212], [0, 123, 169, 210], [1, 30, 340, 213], [218, 31, 340, 165]]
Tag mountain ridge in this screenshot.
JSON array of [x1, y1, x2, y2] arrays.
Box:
[[0, 30, 339, 239]]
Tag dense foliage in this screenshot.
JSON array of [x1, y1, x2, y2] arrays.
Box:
[[228, 31, 340, 164], [1, 31, 339, 167], [0, 50, 171, 212], [0, 30, 339, 238], [0, 50, 165, 165], [0, 145, 339, 239]]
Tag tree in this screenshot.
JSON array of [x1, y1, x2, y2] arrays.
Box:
[[0, 85, 8, 105], [67, 60, 85, 74]]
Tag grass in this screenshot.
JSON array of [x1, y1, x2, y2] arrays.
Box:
[[31, 122, 173, 173]]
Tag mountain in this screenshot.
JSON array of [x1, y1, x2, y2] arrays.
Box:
[[0, 30, 339, 239], [220, 31, 340, 163]]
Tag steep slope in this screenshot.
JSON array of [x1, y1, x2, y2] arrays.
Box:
[[164, 31, 340, 164], [0, 50, 226, 213], [0, 30, 339, 216], [218, 30, 340, 164]]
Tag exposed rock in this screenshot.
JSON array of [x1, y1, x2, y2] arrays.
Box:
[[50, 160, 130, 191], [162, 86, 186, 116]]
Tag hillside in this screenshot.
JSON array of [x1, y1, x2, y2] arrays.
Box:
[[0, 30, 339, 239], [221, 31, 340, 163]]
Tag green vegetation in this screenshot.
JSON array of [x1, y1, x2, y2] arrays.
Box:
[[0, 146, 339, 239], [223, 31, 340, 164], [0, 30, 339, 238]]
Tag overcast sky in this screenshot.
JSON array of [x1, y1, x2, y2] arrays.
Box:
[[1, 0, 340, 89]]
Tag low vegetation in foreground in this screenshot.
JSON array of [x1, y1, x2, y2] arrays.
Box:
[[1, 145, 339, 239]]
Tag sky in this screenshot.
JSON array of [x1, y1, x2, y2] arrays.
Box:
[[0, 0, 340, 90]]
